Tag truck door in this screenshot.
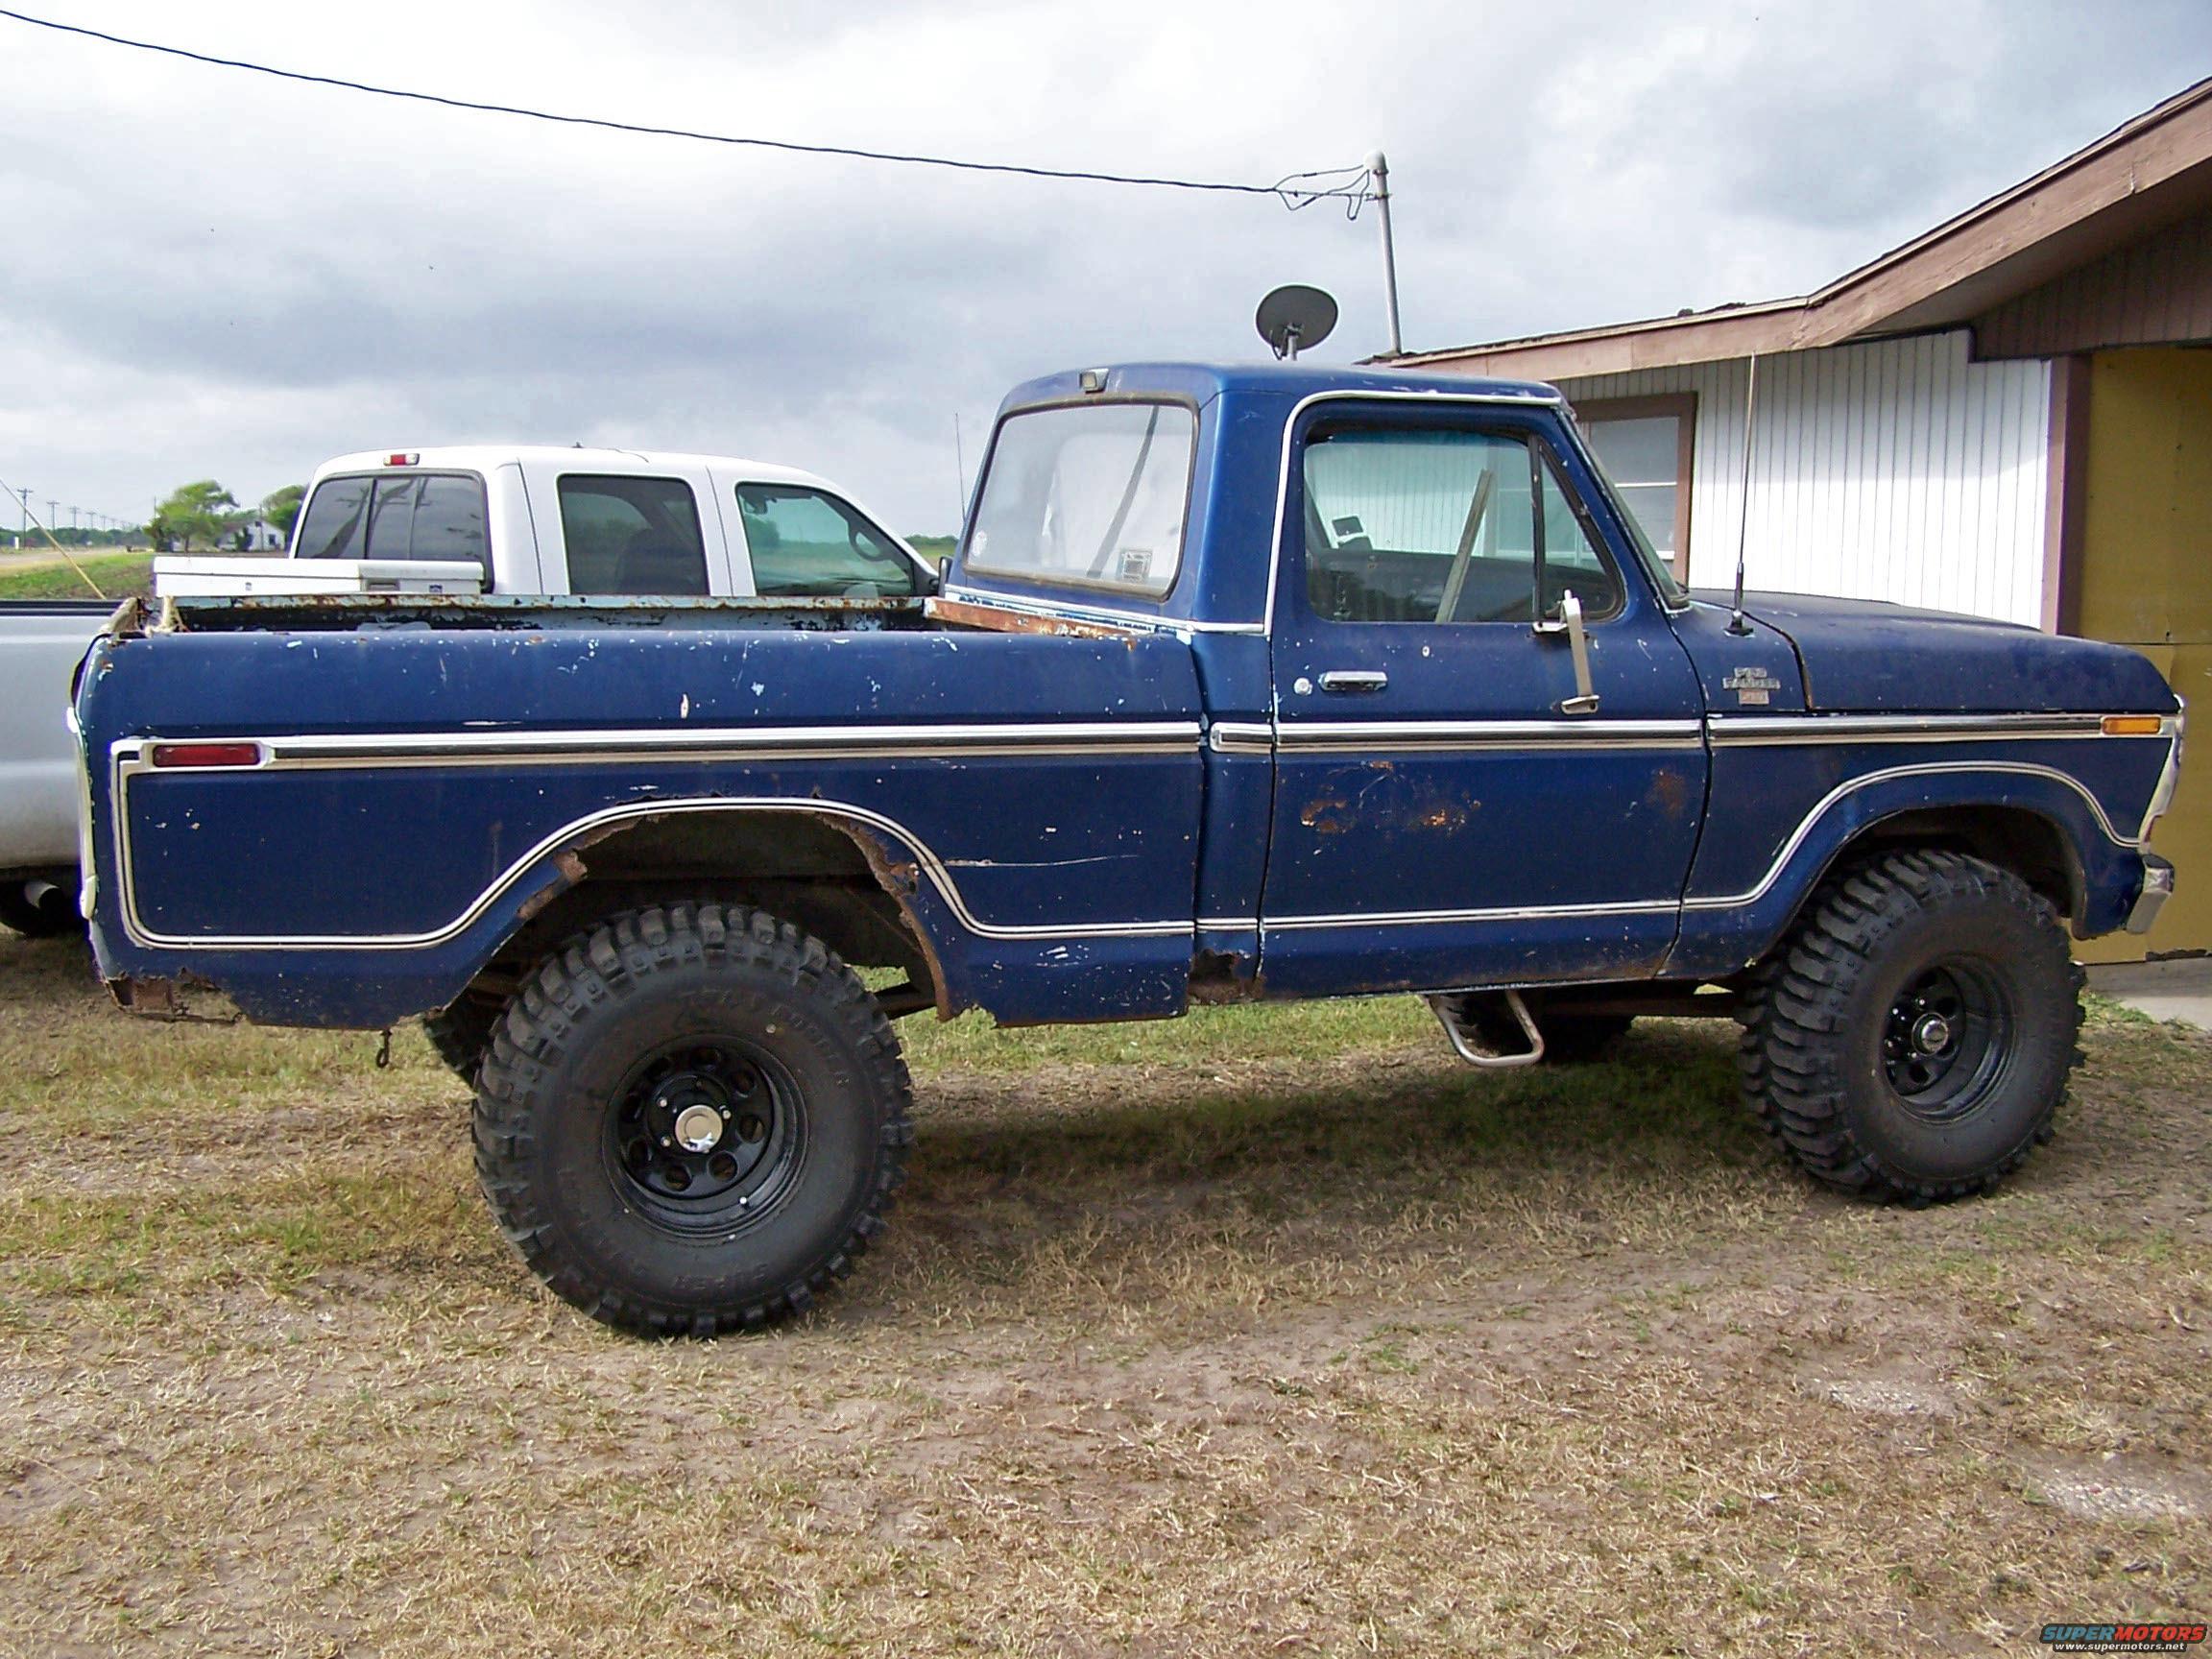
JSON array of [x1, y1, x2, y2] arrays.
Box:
[[520, 462, 736, 596], [1260, 401, 1710, 997]]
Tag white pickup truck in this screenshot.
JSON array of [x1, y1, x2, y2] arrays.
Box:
[[0, 447, 935, 934], [0, 600, 110, 934], [160, 446, 936, 600]]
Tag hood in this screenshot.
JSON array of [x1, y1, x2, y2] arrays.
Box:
[[1684, 591, 2177, 715]]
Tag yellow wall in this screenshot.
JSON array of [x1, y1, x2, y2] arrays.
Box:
[[2074, 348, 2212, 961]]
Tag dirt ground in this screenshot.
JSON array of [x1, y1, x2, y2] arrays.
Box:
[[0, 929, 2204, 1656]]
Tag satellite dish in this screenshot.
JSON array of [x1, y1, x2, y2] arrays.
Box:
[[1256, 284, 1338, 360]]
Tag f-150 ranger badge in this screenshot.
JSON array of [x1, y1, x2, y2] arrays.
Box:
[[1723, 666, 1783, 706]]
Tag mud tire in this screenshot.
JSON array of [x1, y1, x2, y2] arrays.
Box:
[[1743, 850, 2083, 1202], [424, 998, 500, 1084], [474, 902, 912, 1335]]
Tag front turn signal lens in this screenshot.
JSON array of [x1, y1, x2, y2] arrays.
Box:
[[2102, 715, 2166, 736]]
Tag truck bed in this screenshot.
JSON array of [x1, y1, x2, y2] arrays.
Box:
[[80, 602, 1205, 1027], [152, 591, 932, 634]]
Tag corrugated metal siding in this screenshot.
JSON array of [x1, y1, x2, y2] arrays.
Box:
[[1561, 330, 2051, 625], [1976, 204, 2212, 359]]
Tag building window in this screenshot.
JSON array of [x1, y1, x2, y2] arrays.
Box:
[[1574, 393, 1695, 580]]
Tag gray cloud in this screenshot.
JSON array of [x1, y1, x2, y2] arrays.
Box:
[[1, 0, 2207, 536]]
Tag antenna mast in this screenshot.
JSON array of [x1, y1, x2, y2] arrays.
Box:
[[1726, 354, 1760, 637]]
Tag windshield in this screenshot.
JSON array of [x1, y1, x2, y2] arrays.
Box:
[[1578, 443, 1686, 606], [964, 401, 1193, 597]]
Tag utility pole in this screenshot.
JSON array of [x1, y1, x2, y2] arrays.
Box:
[[1368, 150, 1404, 357]]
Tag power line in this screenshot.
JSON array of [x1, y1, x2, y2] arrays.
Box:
[[0, 7, 1375, 210]]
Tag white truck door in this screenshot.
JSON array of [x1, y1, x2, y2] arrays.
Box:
[[518, 461, 729, 597], [713, 469, 926, 600]]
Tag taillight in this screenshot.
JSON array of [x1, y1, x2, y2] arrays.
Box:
[[148, 741, 264, 769]]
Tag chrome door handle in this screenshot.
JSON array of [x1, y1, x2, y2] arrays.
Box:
[[1317, 670, 1388, 693]]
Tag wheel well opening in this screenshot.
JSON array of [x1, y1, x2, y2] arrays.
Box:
[[1839, 805, 2082, 924], [447, 809, 950, 1022]]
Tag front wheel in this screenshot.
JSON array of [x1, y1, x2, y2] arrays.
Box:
[[1744, 850, 2083, 1202], [474, 903, 912, 1335]]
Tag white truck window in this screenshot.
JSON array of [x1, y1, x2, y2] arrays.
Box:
[[734, 485, 918, 598], [296, 472, 489, 578], [557, 476, 709, 596]]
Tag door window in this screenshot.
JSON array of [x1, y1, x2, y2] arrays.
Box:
[[1302, 428, 1619, 624], [556, 475, 708, 595], [734, 484, 918, 597]]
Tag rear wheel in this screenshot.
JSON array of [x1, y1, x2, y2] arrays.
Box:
[[1743, 850, 2082, 1201], [474, 902, 911, 1335]]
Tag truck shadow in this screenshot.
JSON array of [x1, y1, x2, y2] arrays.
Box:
[[876, 1023, 1798, 1319]]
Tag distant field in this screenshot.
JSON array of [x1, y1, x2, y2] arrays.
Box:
[[0, 550, 154, 602], [0, 926, 2205, 1655]]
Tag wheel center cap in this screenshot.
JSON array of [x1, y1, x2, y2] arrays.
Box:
[[672, 1104, 724, 1153], [1911, 1012, 1954, 1055]]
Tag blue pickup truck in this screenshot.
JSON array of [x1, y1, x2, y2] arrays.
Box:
[[73, 362, 2182, 1334]]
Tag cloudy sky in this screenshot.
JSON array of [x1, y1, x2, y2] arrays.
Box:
[[2, 0, 2207, 539]]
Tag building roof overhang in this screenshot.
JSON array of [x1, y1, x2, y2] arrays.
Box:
[[1396, 76, 2212, 380]]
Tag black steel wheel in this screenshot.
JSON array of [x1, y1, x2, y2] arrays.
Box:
[[604, 1038, 805, 1226], [474, 902, 912, 1336], [1744, 849, 2082, 1202], [1880, 959, 2013, 1120]]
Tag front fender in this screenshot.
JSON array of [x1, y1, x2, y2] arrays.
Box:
[[1669, 755, 2155, 976]]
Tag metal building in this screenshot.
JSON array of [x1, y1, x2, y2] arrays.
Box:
[[1399, 78, 2212, 959]]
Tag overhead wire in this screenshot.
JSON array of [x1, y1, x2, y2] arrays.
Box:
[[0, 7, 1377, 210]]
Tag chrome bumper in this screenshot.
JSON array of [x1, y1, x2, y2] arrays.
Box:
[[2127, 856, 2176, 935]]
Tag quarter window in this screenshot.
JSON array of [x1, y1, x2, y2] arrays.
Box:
[[1302, 427, 1619, 624], [557, 475, 708, 595], [735, 484, 918, 597]]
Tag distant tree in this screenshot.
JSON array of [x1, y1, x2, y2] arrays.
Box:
[[260, 483, 305, 540], [150, 481, 240, 552]]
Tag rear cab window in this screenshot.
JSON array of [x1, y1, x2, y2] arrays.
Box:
[[555, 475, 709, 595], [295, 472, 490, 578], [964, 401, 1193, 598]]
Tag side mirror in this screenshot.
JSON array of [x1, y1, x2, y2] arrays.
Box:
[[935, 554, 951, 593], [1533, 590, 1600, 715]]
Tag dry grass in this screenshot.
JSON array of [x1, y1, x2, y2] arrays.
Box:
[[0, 931, 2205, 1656]]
